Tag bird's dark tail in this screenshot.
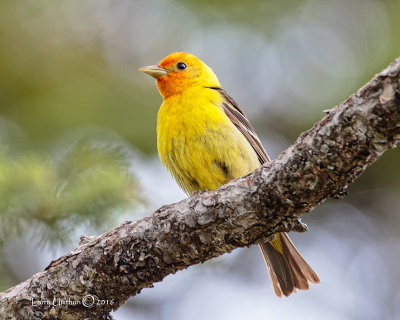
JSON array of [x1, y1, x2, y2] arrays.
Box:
[[258, 232, 320, 297]]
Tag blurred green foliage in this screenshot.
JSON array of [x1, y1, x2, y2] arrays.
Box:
[[0, 128, 137, 245], [0, 0, 160, 153]]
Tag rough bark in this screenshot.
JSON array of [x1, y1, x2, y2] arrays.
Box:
[[1, 57, 400, 320]]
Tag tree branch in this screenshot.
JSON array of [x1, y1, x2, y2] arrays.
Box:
[[1, 57, 400, 320]]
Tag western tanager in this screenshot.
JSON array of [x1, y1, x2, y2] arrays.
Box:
[[140, 52, 319, 297]]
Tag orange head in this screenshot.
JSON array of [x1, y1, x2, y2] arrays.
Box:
[[139, 52, 221, 99]]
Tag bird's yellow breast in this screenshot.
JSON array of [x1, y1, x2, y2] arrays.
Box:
[[157, 86, 260, 195]]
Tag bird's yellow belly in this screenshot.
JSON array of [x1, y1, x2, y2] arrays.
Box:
[[157, 94, 260, 195]]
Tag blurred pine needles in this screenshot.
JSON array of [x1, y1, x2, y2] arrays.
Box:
[[0, 126, 138, 246]]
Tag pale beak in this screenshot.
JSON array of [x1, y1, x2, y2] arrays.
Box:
[[139, 65, 167, 78]]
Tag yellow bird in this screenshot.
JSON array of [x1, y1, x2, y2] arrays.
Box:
[[140, 52, 319, 297]]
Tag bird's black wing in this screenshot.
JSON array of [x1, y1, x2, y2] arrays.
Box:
[[207, 86, 271, 164]]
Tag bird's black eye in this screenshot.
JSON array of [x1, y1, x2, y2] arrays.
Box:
[[176, 62, 187, 70]]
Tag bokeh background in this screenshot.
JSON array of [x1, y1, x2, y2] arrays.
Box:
[[1, 0, 400, 319]]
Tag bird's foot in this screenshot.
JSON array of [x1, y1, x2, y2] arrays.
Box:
[[192, 188, 210, 196]]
